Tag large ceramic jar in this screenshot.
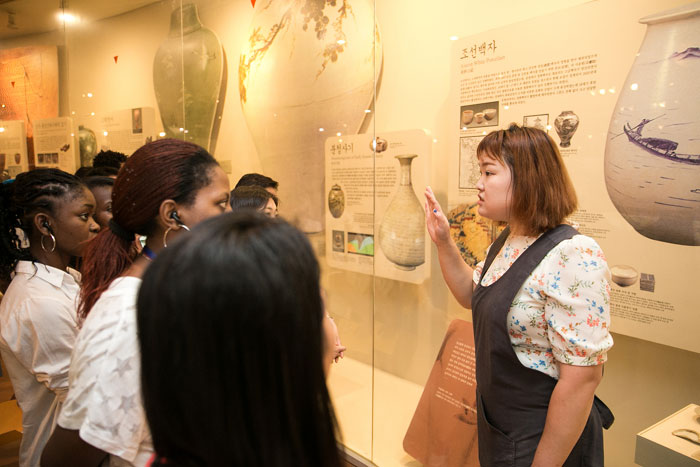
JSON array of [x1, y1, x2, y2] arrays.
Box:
[[378, 154, 425, 271], [153, 3, 226, 153], [240, 0, 382, 233], [78, 125, 97, 167], [604, 3, 700, 246]]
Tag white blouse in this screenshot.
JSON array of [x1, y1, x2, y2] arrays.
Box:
[[474, 233, 614, 379], [0, 261, 81, 467]]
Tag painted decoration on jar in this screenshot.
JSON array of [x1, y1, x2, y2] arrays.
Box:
[[604, 3, 700, 246], [378, 154, 425, 271], [554, 110, 579, 148], [153, 3, 227, 153], [240, 0, 382, 233]]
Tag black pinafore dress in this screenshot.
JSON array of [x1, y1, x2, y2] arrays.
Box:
[[471, 225, 613, 467]]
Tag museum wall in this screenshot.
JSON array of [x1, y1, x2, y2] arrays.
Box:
[[1, 0, 698, 465]]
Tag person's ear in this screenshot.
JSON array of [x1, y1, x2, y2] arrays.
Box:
[[158, 199, 180, 230], [33, 213, 54, 236]]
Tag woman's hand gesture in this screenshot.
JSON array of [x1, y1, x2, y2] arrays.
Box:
[[424, 186, 451, 247]]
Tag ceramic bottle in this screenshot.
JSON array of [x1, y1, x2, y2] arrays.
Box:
[[153, 3, 226, 153], [378, 154, 425, 270]]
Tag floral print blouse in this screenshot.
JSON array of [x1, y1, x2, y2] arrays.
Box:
[[473, 233, 613, 379]]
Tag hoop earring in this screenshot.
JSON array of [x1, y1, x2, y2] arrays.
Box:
[[163, 224, 190, 248], [163, 227, 173, 248], [41, 233, 56, 253]]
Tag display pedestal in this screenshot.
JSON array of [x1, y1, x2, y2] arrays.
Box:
[[635, 404, 700, 466]]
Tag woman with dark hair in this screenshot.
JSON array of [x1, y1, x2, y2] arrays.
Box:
[[138, 212, 341, 466], [229, 185, 278, 217], [425, 124, 613, 466], [82, 176, 114, 229], [0, 168, 99, 466], [42, 139, 230, 467]]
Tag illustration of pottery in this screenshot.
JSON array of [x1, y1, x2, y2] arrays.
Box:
[[240, 0, 382, 232], [154, 3, 227, 153], [78, 125, 97, 167], [461, 110, 474, 126], [610, 264, 639, 287], [554, 111, 579, 147], [378, 154, 425, 270], [474, 112, 485, 124], [483, 108, 497, 121], [13, 153, 20, 165], [604, 3, 700, 246], [328, 184, 345, 218], [371, 137, 388, 153]]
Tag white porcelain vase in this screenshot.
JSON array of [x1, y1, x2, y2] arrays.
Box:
[[378, 154, 425, 271], [604, 3, 700, 246], [239, 0, 382, 232]]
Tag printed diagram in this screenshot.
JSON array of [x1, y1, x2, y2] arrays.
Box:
[[459, 136, 484, 189]]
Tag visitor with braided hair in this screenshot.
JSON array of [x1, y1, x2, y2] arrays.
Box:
[[0, 168, 99, 466], [42, 139, 231, 467]]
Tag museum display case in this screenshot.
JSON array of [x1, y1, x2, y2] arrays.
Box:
[[1, 0, 699, 465]]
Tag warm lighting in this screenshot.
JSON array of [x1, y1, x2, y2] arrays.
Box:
[[184, 130, 189, 134], [57, 12, 79, 24], [503, 105, 509, 110], [630, 83, 639, 91], [546, 125, 552, 130], [609, 88, 616, 94], [1, 104, 5, 108], [90, 112, 95, 116], [103, 131, 108, 136], [337, 39, 346, 45], [336, 132, 341, 136], [0, 127, 4, 133], [338, 139, 343, 143], [364, 109, 371, 113], [659, 102, 666, 108], [87, 92, 93, 98], [319, 128, 325, 132], [71, 111, 75, 115], [461, 126, 467, 130], [590, 91, 596, 96], [179, 128, 184, 132], [449, 35, 459, 41], [482, 131, 487, 135], [433, 138, 438, 143], [599, 89, 606, 95], [159, 132, 166, 137], [70, 133, 74, 137]]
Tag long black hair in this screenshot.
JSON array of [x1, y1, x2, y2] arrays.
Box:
[[137, 212, 341, 467], [0, 169, 86, 282]]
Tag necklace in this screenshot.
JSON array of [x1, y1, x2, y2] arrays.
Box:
[[142, 246, 157, 261]]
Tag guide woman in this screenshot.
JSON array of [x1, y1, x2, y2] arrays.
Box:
[[425, 124, 613, 466]]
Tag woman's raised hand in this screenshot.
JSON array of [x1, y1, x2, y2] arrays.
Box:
[[424, 186, 451, 247]]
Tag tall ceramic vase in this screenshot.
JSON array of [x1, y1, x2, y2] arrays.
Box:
[[153, 3, 227, 153], [240, 0, 382, 233], [78, 125, 97, 167], [378, 155, 425, 271], [604, 3, 700, 246], [554, 111, 579, 148]]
